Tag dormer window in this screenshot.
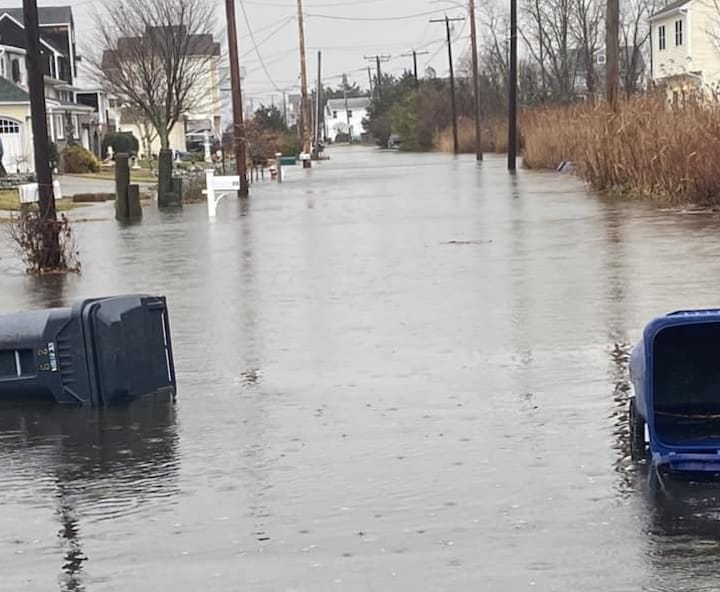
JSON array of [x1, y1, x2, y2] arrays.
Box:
[[675, 19, 683, 46]]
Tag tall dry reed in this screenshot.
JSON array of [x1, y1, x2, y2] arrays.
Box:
[[434, 117, 512, 154], [522, 96, 720, 206]]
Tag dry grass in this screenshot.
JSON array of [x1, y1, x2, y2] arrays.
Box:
[[0, 190, 82, 212], [522, 95, 720, 206], [434, 117, 513, 154]]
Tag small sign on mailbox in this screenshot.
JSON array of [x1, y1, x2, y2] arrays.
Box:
[[212, 175, 241, 191]]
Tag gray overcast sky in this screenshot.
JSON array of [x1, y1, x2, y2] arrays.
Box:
[[4, 0, 475, 105]]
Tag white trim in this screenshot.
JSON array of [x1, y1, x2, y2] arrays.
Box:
[[0, 44, 25, 55], [649, 0, 694, 22], [687, 10, 692, 59], [0, 13, 63, 56]]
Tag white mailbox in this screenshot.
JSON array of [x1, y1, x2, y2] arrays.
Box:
[[18, 180, 62, 204]]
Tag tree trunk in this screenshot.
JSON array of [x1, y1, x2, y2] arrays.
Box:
[[606, 0, 620, 110]]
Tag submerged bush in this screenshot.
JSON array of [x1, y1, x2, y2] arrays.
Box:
[[6, 209, 80, 274]]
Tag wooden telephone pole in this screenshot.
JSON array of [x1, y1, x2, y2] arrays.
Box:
[[606, 0, 620, 110], [508, 0, 518, 171], [469, 0, 483, 161], [400, 49, 429, 88], [314, 50, 322, 158], [225, 0, 248, 194], [297, 0, 312, 167], [343, 73, 352, 143], [364, 54, 391, 100], [430, 16, 464, 155], [23, 0, 61, 269]]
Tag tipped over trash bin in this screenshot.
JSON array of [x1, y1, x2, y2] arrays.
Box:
[[630, 308, 720, 473], [0, 295, 176, 406]]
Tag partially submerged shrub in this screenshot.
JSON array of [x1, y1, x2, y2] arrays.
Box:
[[62, 145, 100, 174], [6, 209, 80, 274]]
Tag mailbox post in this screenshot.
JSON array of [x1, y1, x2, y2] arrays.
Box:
[[204, 169, 242, 218]]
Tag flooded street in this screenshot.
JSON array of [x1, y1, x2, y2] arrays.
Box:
[[3, 145, 720, 591]]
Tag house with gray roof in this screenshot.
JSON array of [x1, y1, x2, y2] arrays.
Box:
[[0, 6, 106, 171]]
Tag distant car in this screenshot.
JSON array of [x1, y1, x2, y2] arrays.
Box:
[[387, 135, 401, 150]]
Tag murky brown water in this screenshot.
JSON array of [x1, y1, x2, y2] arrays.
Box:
[[2, 146, 720, 591]]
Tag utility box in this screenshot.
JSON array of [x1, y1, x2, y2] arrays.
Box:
[[0, 295, 176, 406]]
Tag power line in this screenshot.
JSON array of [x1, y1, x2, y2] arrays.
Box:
[[238, 0, 282, 92], [306, 8, 448, 22], [240, 16, 294, 60], [242, 0, 385, 6]]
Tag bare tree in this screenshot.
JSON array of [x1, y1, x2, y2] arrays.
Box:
[[520, 0, 575, 101], [571, 0, 603, 98], [92, 0, 219, 150], [620, 0, 658, 96], [123, 106, 159, 162]]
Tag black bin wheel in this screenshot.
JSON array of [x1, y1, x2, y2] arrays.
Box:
[[629, 397, 646, 461]]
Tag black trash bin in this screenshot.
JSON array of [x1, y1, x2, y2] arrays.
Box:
[[0, 295, 176, 406]]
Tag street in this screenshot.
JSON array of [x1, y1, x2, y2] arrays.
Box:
[[0, 145, 719, 591]]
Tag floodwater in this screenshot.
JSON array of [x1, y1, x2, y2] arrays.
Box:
[[1, 146, 720, 591]]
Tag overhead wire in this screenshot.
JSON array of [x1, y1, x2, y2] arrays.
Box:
[[305, 8, 448, 22], [237, 0, 283, 92]]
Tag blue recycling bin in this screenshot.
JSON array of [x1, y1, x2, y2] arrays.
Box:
[[0, 295, 176, 406], [630, 309, 720, 472]]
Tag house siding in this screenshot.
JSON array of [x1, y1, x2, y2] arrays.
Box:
[[690, 0, 720, 86], [652, 11, 691, 78], [651, 0, 720, 95]]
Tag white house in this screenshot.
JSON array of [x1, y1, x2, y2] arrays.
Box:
[[649, 0, 720, 100], [324, 97, 369, 143]]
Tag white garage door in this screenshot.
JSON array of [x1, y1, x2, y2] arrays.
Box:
[[0, 118, 24, 174]]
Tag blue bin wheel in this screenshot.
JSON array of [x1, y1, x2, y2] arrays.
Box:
[[629, 397, 646, 461]]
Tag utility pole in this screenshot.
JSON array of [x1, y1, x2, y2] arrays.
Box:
[[23, 0, 61, 269], [367, 67, 373, 95], [282, 90, 288, 125], [343, 73, 352, 143], [225, 0, 249, 195], [606, 0, 620, 110], [297, 0, 312, 167], [364, 54, 390, 100], [400, 49, 429, 88], [314, 50, 322, 158], [508, 0, 518, 171], [430, 16, 464, 155], [469, 0, 483, 161]]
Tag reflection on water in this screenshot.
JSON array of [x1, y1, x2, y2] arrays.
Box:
[[0, 397, 178, 590]]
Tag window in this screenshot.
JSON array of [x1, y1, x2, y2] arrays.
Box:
[[11, 59, 20, 83], [332, 110, 338, 119], [659, 25, 666, 50], [675, 19, 683, 46], [0, 118, 20, 134], [55, 115, 64, 139]]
